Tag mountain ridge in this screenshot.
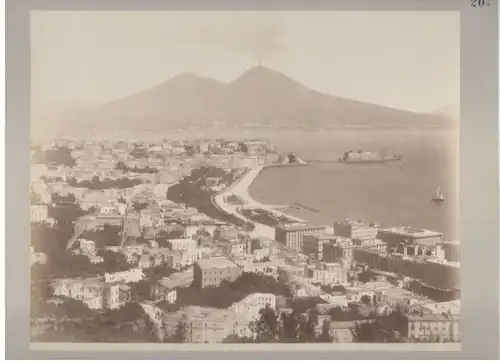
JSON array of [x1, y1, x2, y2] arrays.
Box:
[[35, 66, 457, 135]]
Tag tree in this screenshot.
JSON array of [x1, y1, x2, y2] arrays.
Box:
[[100, 250, 134, 273], [357, 270, 373, 283], [222, 334, 254, 343], [298, 308, 319, 342], [253, 305, 280, 342], [130, 280, 152, 302], [360, 294, 372, 306], [102, 302, 146, 324], [317, 319, 333, 343], [171, 314, 189, 343], [87, 206, 98, 214], [279, 310, 300, 342], [55, 298, 96, 319], [116, 161, 126, 170], [133, 202, 149, 212], [352, 321, 387, 343], [80, 224, 122, 250]]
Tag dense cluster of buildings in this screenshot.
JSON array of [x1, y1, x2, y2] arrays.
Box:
[[30, 138, 461, 344]]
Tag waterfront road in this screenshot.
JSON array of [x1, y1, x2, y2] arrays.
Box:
[[213, 166, 304, 239]]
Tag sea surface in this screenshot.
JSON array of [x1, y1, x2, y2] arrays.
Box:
[[247, 129, 460, 240]]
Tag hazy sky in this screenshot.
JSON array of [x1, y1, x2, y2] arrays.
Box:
[[31, 11, 460, 117]]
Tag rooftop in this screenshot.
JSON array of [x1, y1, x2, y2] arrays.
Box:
[[335, 219, 379, 228], [164, 305, 234, 322], [194, 257, 238, 270], [405, 312, 458, 321], [157, 278, 180, 290], [442, 240, 461, 245], [277, 223, 327, 232], [378, 226, 443, 238], [303, 232, 336, 241], [422, 300, 461, 314], [169, 238, 196, 244]]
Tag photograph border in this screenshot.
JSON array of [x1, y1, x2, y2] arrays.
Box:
[[6, 0, 499, 359]]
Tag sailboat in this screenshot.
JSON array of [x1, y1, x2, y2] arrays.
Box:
[[432, 187, 445, 202]]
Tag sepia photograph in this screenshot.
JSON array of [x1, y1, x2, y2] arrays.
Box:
[[28, 9, 462, 347]]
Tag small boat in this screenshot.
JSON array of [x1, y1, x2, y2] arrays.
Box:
[[432, 187, 445, 202]]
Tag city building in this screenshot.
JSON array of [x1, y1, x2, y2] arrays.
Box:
[[302, 233, 335, 261], [104, 268, 144, 284], [277, 264, 306, 281], [252, 246, 275, 262], [420, 300, 460, 316], [230, 293, 276, 324], [323, 237, 356, 265], [243, 261, 279, 277], [52, 277, 130, 310], [329, 321, 357, 342], [88, 255, 104, 264], [30, 205, 48, 223], [352, 248, 460, 291], [164, 269, 194, 288], [167, 238, 198, 251], [75, 238, 97, 256], [403, 311, 460, 342], [275, 224, 327, 252], [95, 213, 124, 228], [193, 257, 242, 288], [213, 225, 240, 241], [99, 204, 118, 214], [168, 248, 204, 270], [159, 305, 235, 343], [216, 237, 249, 256], [178, 220, 214, 239], [318, 295, 349, 308], [30, 247, 47, 266], [377, 227, 444, 256], [150, 279, 178, 304], [355, 238, 388, 253], [305, 262, 349, 285], [334, 220, 378, 240], [242, 140, 268, 155], [239, 156, 260, 169]]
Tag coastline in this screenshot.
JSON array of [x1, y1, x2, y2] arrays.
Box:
[[213, 162, 308, 238]]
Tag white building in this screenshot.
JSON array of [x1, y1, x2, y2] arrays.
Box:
[[104, 268, 144, 284], [150, 279, 178, 304], [167, 238, 198, 251], [76, 238, 97, 256], [421, 300, 460, 316], [30, 205, 48, 223], [52, 277, 129, 310], [231, 293, 276, 324]]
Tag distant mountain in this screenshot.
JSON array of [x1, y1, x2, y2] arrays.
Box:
[[433, 104, 460, 121], [37, 66, 455, 135]]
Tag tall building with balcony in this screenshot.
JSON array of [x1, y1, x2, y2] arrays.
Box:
[[52, 277, 130, 310], [334, 220, 378, 240], [275, 224, 326, 252], [403, 312, 460, 342], [377, 227, 444, 256], [193, 257, 242, 288]]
